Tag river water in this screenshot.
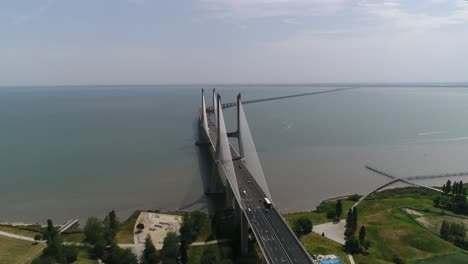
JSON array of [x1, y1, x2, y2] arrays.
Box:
[[2, 85, 468, 223]]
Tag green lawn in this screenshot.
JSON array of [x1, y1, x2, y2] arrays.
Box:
[[285, 199, 355, 227], [354, 187, 461, 263], [409, 252, 468, 264], [116, 210, 141, 244], [62, 232, 86, 243], [0, 225, 41, 238], [300, 232, 351, 264], [0, 235, 45, 264]]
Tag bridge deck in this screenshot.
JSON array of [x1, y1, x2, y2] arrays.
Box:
[[206, 114, 314, 264]]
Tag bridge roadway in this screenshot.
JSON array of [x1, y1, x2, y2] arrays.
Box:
[[206, 116, 314, 264]]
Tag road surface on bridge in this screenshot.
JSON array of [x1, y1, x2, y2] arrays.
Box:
[[207, 114, 314, 264]]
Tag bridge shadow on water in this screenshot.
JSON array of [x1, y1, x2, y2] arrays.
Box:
[[178, 119, 225, 216]]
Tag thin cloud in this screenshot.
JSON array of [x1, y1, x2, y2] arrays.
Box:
[[359, 0, 468, 32], [283, 18, 300, 25], [9, 0, 55, 24], [11, 15, 33, 24], [199, 0, 347, 20]]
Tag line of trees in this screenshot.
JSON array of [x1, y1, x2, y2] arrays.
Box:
[[83, 210, 137, 263], [31, 210, 235, 264], [439, 220, 468, 250], [434, 180, 468, 214], [344, 207, 369, 254], [442, 180, 465, 195], [440, 220, 466, 241]]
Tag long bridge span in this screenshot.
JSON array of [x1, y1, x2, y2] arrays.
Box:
[[206, 87, 354, 111], [198, 89, 319, 264]]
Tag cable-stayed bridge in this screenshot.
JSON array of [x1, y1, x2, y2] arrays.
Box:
[[198, 89, 316, 264]]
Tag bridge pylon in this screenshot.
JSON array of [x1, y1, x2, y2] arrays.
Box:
[[212, 88, 217, 128], [227, 94, 245, 159]]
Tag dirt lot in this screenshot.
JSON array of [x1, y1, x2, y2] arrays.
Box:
[[134, 212, 182, 249]]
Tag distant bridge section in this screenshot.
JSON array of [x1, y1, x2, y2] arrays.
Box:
[[365, 165, 443, 193], [206, 87, 354, 112]]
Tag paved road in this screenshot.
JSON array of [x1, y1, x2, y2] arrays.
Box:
[[312, 220, 346, 245], [0, 231, 37, 242], [206, 114, 314, 264], [190, 239, 230, 246]]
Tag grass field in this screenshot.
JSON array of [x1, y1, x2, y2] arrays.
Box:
[[116, 210, 141, 244], [353, 187, 461, 263], [300, 232, 351, 264], [62, 232, 86, 243], [409, 252, 468, 264], [0, 235, 45, 264], [404, 208, 468, 237], [0, 225, 41, 238]]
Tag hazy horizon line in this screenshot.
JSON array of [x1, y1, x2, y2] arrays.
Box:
[[2, 82, 468, 88]]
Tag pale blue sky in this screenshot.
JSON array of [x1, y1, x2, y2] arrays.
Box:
[[1, 0, 468, 85]]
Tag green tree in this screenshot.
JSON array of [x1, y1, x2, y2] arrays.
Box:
[[359, 225, 368, 249], [104, 210, 120, 236], [352, 207, 358, 233], [446, 180, 452, 194], [392, 255, 405, 264], [336, 200, 343, 219], [141, 235, 160, 264], [34, 234, 42, 244], [84, 217, 104, 244], [92, 236, 107, 259], [292, 217, 312, 237], [453, 181, 458, 195], [326, 210, 337, 219], [440, 220, 450, 240], [62, 245, 78, 263], [345, 209, 354, 239], [104, 245, 138, 264], [34, 219, 81, 264], [42, 219, 64, 262], [180, 213, 195, 244], [137, 223, 145, 232], [200, 247, 217, 264], [344, 237, 361, 254], [161, 232, 179, 263], [43, 219, 58, 242]]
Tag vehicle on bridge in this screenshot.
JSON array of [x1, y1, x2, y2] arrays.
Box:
[[263, 197, 272, 209]]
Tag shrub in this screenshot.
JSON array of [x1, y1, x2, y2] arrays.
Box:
[[347, 194, 362, 202], [292, 217, 313, 237], [392, 255, 405, 264]]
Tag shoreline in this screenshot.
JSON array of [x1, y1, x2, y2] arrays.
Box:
[[0, 184, 439, 227]]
